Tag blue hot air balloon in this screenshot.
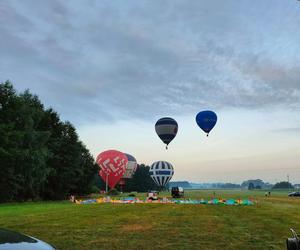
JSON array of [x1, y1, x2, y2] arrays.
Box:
[[149, 161, 174, 188], [196, 110, 217, 136], [155, 117, 178, 149]]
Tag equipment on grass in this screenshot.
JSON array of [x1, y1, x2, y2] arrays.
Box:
[[171, 186, 184, 198], [75, 197, 254, 205], [287, 229, 300, 250], [147, 191, 158, 200]]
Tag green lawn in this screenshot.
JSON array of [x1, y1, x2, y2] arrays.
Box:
[[0, 190, 299, 250]]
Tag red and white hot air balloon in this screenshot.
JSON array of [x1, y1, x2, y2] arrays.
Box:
[[96, 150, 128, 189]]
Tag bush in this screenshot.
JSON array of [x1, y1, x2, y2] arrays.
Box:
[[107, 189, 120, 196], [128, 193, 136, 197], [90, 185, 100, 194], [272, 181, 293, 189]]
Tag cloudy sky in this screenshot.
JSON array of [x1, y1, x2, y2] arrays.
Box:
[[1, 0, 300, 184]]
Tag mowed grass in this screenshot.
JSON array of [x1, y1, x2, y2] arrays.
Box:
[[0, 190, 300, 250]]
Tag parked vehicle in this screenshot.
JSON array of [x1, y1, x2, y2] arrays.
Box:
[[171, 187, 184, 198], [0, 228, 55, 249], [288, 192, 300, 197]]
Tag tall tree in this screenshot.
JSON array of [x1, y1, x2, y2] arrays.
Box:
[[0, 81, 97, 201], [0, 82, 50, 200], [40, 111, 97, 199], [0, 81, 20, 201]]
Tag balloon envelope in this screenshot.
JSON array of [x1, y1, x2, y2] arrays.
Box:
[[96, 150, 128, 189], [149, 161, 174, 187], [195, 110, 217, 135], [155, 117, 178, 148], [122, 153, 137, 179]]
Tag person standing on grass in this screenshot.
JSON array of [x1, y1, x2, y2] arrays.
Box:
[[70, 195, 76, 203]]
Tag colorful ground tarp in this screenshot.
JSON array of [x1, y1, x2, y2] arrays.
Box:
[[75, 197, 254, 206]]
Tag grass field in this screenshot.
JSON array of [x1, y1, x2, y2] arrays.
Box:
[[0, 190, 299, 250]]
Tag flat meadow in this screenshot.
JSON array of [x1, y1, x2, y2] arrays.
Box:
[[0, 189, 299, 250]]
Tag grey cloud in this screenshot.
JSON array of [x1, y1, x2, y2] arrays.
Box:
[[1, 0, 300, 124]]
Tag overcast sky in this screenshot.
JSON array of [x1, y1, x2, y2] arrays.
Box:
[[1, 0, 300, 184]]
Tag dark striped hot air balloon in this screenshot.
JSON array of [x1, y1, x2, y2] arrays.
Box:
[[123, 153, 138, 179], [119, 153, 138, 191], [155, 117, 178, 149], [149, 161, 174, 188]]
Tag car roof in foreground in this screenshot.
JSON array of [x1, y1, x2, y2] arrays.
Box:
[[0, 228, 55, 250]]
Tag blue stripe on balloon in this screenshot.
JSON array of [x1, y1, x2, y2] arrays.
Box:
[[156, 170, 171, 175], [157, 134, 175, 141], [161, 176, 165, 185], [156, 176, 160, 186], [155, 118, 178, 126]]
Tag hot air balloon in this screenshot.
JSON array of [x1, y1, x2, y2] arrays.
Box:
[[149, 161, 174, 188], [195, 110, 217, 136], [155, 117, 178, 149], [119, 154, 138, 191], [123, 153, 138, 179], [96, 150, 128, 190]]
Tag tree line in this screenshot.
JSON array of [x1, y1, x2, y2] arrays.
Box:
[[0, 81, 97, 202]]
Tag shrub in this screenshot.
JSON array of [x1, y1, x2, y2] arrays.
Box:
[[90, 185, 100, 194], [107, 189, 120, 196]]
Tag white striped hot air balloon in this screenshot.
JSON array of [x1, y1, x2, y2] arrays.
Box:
[[149, 161, 174, 188]]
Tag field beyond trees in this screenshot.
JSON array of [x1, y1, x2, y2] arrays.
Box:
[[0, 189, 299, 250]]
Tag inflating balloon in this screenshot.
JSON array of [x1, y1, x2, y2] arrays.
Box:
[[149, 161, 174, 187], [119, 153, 138, 191], [96, 150, 127, 189], [155, 117, 178, 149], [123, 153, 138, 179], [196, 110, 217, 136]]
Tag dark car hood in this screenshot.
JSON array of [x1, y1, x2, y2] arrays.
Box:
[[0, 229, 55, 250]]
